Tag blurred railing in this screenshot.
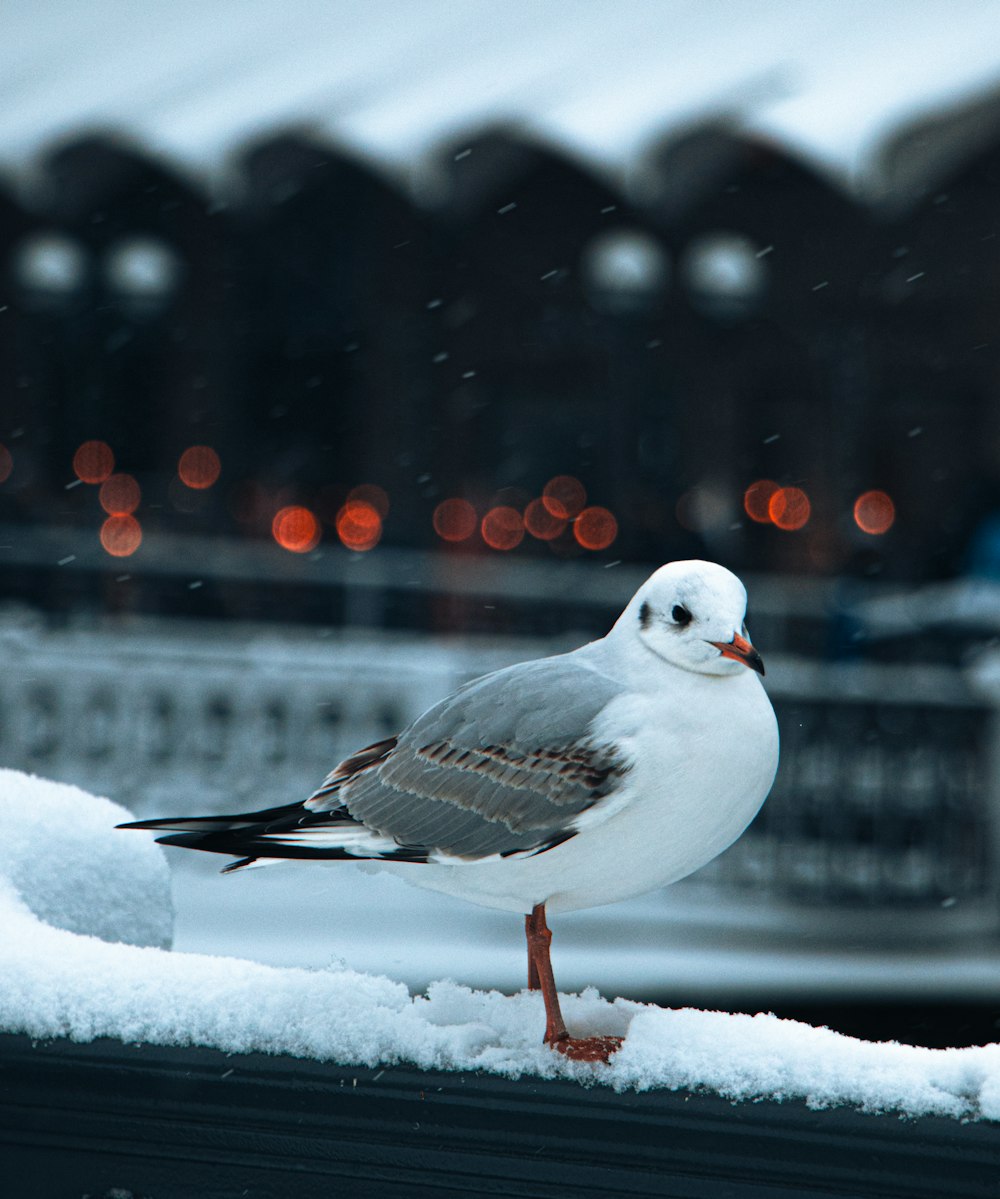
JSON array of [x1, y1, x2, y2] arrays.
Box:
[[1, 616, 474, 814], [704, 659, 998, 941], [4, 610, 997, 942], [0, 520, 843, 646]]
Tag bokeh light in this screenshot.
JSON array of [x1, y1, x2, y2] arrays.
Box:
[[854, 490, 895, 535], [178, 445, 221, 490], [542, 476, 586, 519], [0, 444, 12, 484], [433, 498, 478, 542], [524, 497, 567, 540], [574, 506, 618, 550], [581, 228, 671, 314], [682, 231, 767, 315], [481, 506, 524, 551], [99, 472, 141, 516], [347, 484, 390, 518], [336, 500, 382, 551], [743, 479, 780, 524], [272, 505, 321, 553], [14, 232, 87, 296], [768, 486, 811, 531], [73, 440, 114, 484], [104, 235, 182, 301], [100, 514, 142, 557]]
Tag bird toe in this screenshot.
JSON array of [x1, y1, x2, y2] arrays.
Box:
[[548, 1034, 624, 1063]]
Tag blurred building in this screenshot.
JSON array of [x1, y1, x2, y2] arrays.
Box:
[[1, 1, 1000, 629]]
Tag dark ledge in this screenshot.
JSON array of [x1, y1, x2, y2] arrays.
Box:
[[1, 1032, 998, 1198]]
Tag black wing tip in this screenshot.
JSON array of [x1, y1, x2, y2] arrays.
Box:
[[221, 857, 258, 874], [118, 815, 228, 833], [119, 818, 209, 835], [116, 802, 314, 836]]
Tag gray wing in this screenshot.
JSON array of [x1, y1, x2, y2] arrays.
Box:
[[309, 654, 630, 860]]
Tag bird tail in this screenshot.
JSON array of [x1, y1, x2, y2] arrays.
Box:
[[117, 737, 410, 874], [118, 801, 429, 872], [118, 802, 319, 871], [119, 803, 301, 838]]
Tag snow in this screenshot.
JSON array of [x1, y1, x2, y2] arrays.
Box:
[[2, 0, 1000, 203], [0, 768, 172, 950], [4, 768, 1000, 1119]]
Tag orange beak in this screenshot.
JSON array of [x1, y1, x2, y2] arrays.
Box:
[[709, 631, 765, 676]]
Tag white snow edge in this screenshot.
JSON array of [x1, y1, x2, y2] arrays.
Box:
[[2, 769, 1000, 1120]]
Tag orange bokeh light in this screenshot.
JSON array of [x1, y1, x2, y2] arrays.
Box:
[[524, 497, 567, 540], [0, 444, 11, 484], [273, 505, 321, 553], [336, 500, 382, 552], [481, 506, 524, 551], [73, 440, 114, 484], [347, 484, 390, 518], [433, 497, 478, 542], [178, 445, 221, 490], [573, 506, 618, 550], [744, 479, 780, 524], [542, 476, 586, 520], [99, 472, 141, 516], [768, 486, 811, 531], [100, 514, 142, 557], [854, 490, 895, 535]]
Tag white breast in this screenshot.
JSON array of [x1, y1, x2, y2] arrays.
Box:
[[379, 669, 779, 916]]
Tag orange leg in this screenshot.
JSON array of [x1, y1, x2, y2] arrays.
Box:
[[524, 903, 623, 1063], [527, 932, 541, 991]]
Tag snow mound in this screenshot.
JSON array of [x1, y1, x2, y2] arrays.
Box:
[[3, 769, 1000, 1119], [0, 769, 172, 949]]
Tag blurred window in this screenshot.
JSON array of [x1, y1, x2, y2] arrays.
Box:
[[581, 227, 670, 314]]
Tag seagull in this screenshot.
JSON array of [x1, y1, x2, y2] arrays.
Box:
[[121, 560, 778, 1062]]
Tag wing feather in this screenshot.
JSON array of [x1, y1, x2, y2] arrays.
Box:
[[129, 652, 633, 868], [330, 653, 631, 859]]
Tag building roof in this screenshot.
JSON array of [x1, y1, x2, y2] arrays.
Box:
[[3, 0, 1000, 208]]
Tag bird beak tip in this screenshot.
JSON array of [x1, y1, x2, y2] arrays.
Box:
[[711, 633, 765, 675]]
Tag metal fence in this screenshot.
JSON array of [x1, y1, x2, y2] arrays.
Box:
[[705, 660, 998, 942], [4, 611, 996, 942]]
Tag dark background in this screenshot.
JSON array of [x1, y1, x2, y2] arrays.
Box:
[[3, 124, 1000, 628]]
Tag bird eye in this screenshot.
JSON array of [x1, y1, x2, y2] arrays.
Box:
[[672, 604, 692, 626]]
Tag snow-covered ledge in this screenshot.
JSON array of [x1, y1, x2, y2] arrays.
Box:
[[2, 771, 1000, 1196]]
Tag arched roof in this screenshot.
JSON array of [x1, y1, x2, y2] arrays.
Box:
[[2, 0, 1000, 212]]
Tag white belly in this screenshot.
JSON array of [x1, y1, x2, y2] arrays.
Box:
[[378, 672, 779, 915]]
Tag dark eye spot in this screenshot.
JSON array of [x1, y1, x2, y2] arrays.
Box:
[[639, 601, 653, 630], [672, 604, 692, 627]]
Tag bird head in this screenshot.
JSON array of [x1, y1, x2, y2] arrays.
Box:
[[612, 559, 764, 678]]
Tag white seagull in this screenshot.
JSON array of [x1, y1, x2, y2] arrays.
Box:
[[121, 560, 778, 1062]]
